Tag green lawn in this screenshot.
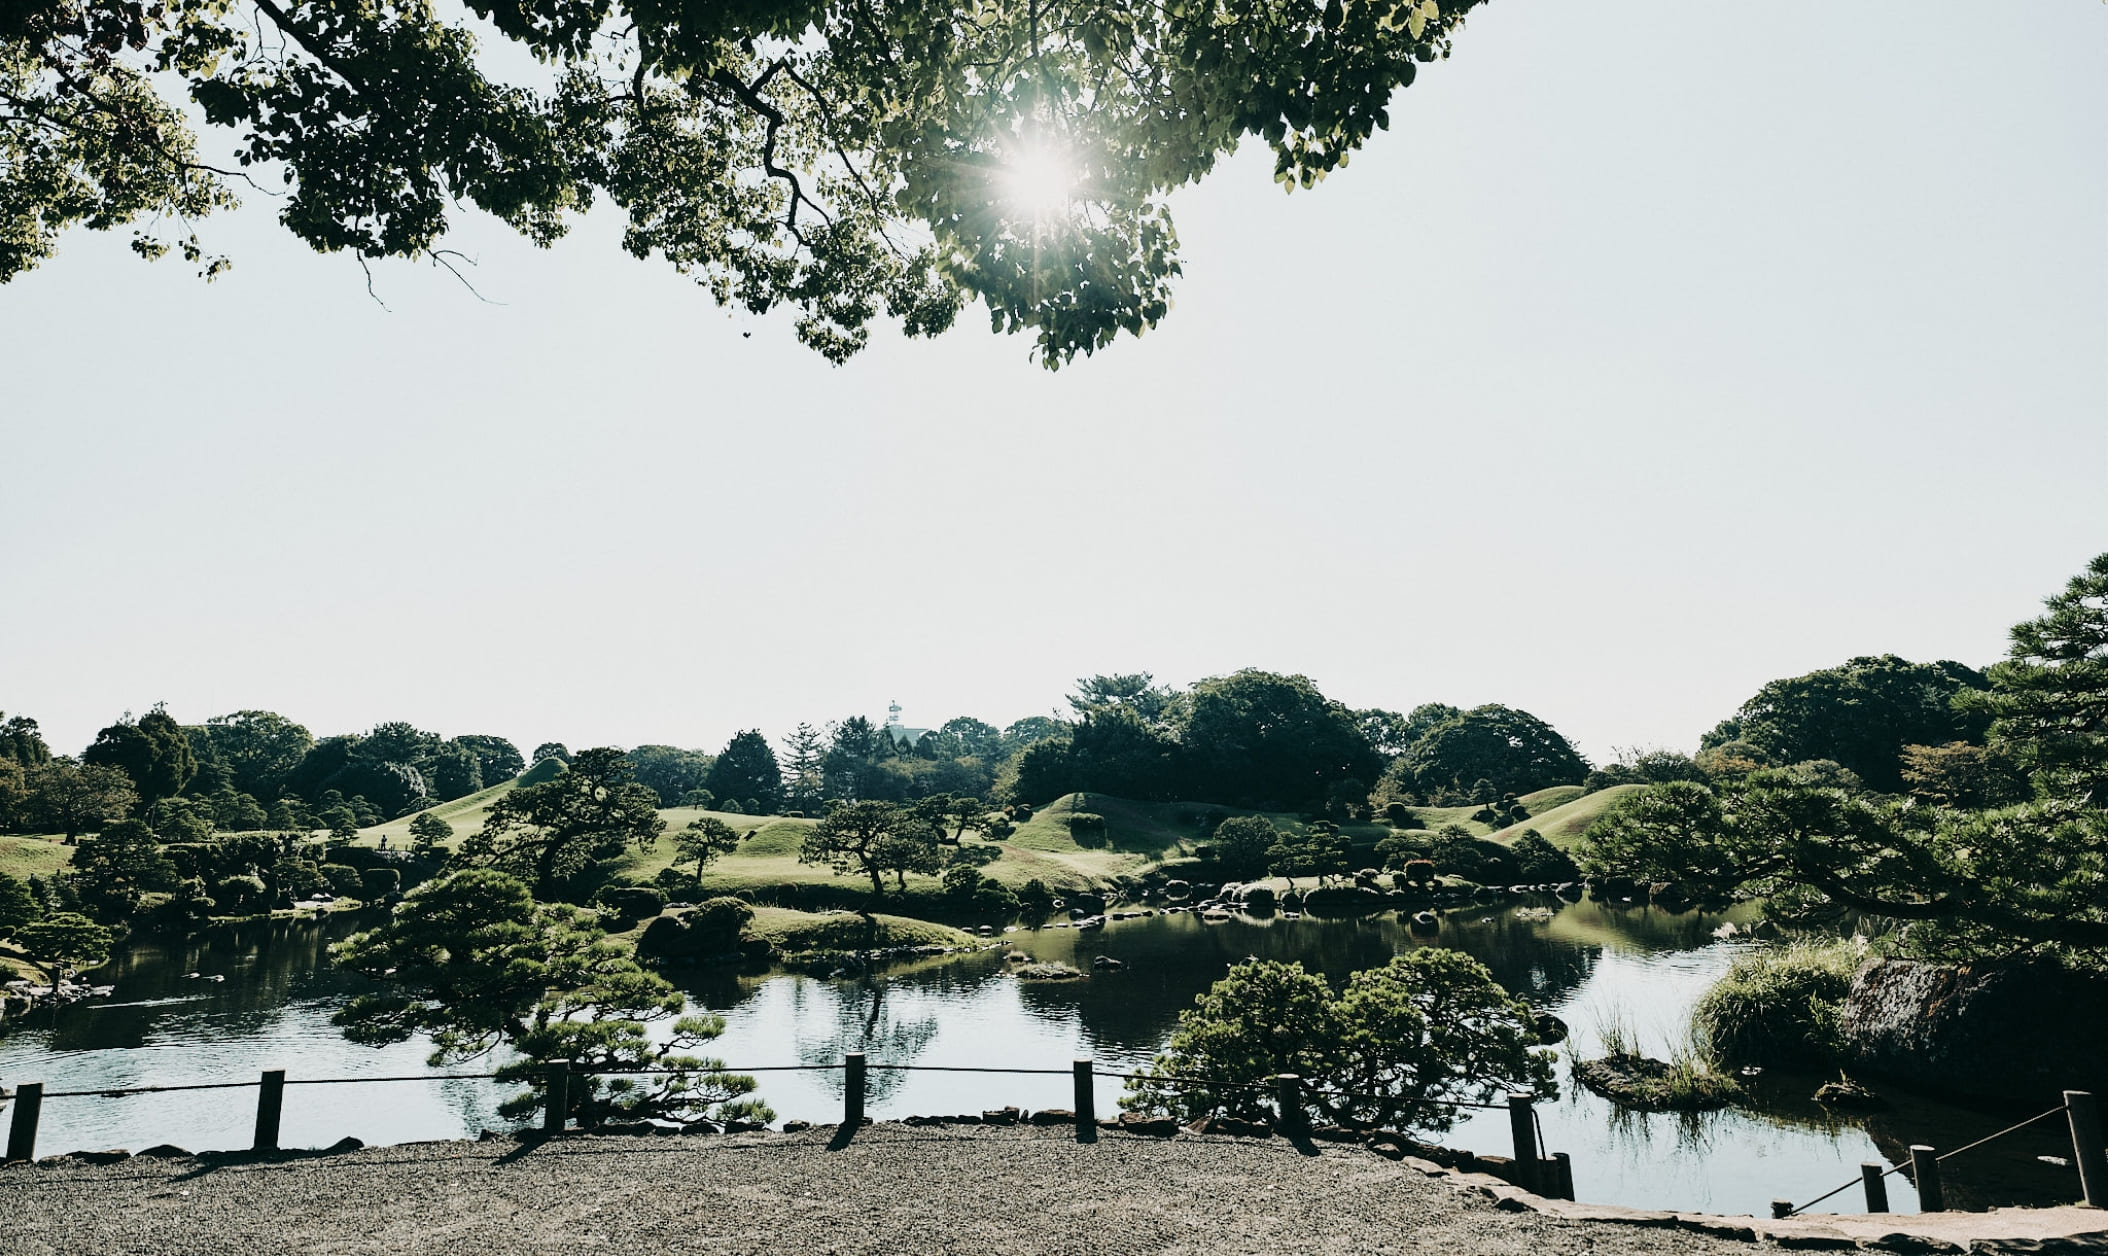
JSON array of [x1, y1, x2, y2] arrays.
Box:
[[335, 781, 1619, 902], [1489, 784, 1640, 849], [0, 835, 74, 880], [357, 778, 521, 846]]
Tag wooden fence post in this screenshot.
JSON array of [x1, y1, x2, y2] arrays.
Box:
[[1862, 1163, 1890, 1213], [1273, 1074, 1303, 1137], [1770, 1200, 1794, 1219], [2066, 1091, 2106, 1208], [844, 1053, 866, 1127], [1507, 1093, 1542, 1194], [253, 1070, 285, 1151], [1910, 1145, 1944, 1212], [5, 1082, 41, 1163], [1550, 1150, 1575, 1201], [543, 1062, 569, 1134], [1073, 1059, 1095, 1136]]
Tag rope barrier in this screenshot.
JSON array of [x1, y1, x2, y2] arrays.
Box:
[[1780, 1102, 2068, 1217], [1936, 1104, 2067, 1164], [29, 1064, 1538, 1106]]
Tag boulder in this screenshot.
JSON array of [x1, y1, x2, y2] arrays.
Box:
[[1026, 1109, 1076, 1126], [1811, 1078, 1886, 1110], [1839, 957, 2108, 1103], [982, 1106, 1020, 1126], [1116, 1112, 1179, 1137]]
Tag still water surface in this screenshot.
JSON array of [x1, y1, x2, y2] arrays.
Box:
[[1, 898, 2080, 1217]]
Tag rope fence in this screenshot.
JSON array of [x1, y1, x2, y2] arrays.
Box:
[[13, 1055, 2100, 1216], [2, 1054, 1569, 1197], [1772, 1094, 2104, 1218]]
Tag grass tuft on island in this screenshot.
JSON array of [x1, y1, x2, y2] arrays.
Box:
[[1573, 1017, 1742, 1111]]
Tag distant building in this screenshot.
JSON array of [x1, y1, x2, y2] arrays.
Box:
[[884, 700, 930, 748]]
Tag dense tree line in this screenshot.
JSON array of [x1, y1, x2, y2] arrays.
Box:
[[0, 705, 523, 839], [1583, 553, 2108, 968], [1008, 670, 1590, 812]]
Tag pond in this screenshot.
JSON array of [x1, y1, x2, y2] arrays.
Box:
[[0, 897, 2084, 1218]]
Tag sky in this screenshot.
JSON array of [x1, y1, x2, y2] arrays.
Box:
[[1, 0, 2103, 767]]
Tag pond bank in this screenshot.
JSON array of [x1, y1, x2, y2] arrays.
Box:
[[8, 1124, 2107, 1256]]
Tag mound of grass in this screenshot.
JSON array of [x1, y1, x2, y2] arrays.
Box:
[[1692, 938, 1865, 1068], [1489, 784, 1643, 849], [1013, 960, 1085, 982], [737, 820, 811, 857], [742, 905, 977, 952], [0, 835, 74, 880], [358, 778, 520, 846], [517, 757, 566, 786], [1517, 785, 1586, 813]]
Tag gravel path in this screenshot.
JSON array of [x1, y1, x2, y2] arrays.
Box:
[[0, 1123, 1766, 1256]]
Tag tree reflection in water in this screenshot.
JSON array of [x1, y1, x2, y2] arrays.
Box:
[[788, 978, 940, 1105]]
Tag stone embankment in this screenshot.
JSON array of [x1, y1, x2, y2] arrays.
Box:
[[6, 1123, 2107, 1256]]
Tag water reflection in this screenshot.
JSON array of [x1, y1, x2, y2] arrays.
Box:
[[0, 896, 2081, 1218]]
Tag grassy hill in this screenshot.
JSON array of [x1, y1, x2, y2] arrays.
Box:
[[358, 778, 520, 846], [0, 834, 72, 880], [1489, 784, 1640, 849], [336, 781, 1621, 898]]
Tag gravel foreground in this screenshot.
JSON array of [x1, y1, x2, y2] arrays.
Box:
[[3, 1124, 2102, 1256]]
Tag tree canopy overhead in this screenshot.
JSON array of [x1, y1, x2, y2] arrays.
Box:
[[5, 0, 1484, 364]]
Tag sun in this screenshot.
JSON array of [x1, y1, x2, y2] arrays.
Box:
[[999, 142, 1078, 217]]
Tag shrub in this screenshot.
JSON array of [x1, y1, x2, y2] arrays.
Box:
[[271, 856, 328, 900], [1509, 831, 1579, 882], [1373, 835, 1423, 869], [320, 864, 364, 897], [1122, 954, 1557, 1133], [1013, 803, 1033, 821], [1067, 812, 1108, 847], [1212, 815, 1279, 875], [1404, 860, 1436, 885], [1692, 939, 1863, 1068], [1382, 801, 1418, 827], [654, 866, 698, 894], [361, 867, 401, 898], [214, 873, 270, 914], [973, 878, 1020, 918], [941, 865, 985, 898], [689, 896, 755, 949], [597, 885, 670, 922], [1017, 878, 1054, 916]]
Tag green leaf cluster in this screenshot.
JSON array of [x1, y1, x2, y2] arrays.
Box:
[[1122, 952, 1556, 1133], [5, 0, 1489, 365], [332, 868, 770, 1125]]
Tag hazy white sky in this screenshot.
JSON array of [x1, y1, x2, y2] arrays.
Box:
[[2, 0, 2103, 766]]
